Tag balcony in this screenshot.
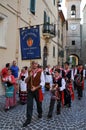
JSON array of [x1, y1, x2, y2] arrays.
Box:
[[42, 23, 56, 38]]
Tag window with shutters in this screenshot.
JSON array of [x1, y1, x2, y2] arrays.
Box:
[[0, 14, 7, 48], [53, 0, 55, 6], [30, 0, 36, 15], [44, 11, 50, 24], [53, 46, 55, 57], [72, 40, 75, 45], [58, 30, 60, 38], [44, 11, 47, 24]]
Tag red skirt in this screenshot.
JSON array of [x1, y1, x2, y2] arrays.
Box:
[[38, 89, 43, 102], [82, 80, 84, 90], [61, 91, 64, 107], [20, 91, 27, 104], [68, 83, 74, 101]]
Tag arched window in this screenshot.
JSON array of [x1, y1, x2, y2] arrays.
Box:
[[71, 5, 76, 18]]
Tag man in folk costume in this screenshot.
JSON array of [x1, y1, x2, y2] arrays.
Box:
[[23, 61, 45, 127], [73, 65, 79, 90], [76, 64, 85, 100], [55, 64, 65, 78], [64, 62, 74, 108], [47, 69, 66, 118]]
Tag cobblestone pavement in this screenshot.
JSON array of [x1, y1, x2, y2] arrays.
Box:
[[0, 81, 86, 130]]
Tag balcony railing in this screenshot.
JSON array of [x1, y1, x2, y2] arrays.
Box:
[[42, 23, 56, 38]]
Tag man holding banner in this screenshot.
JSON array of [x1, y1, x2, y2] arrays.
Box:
[[23, 61, 45, 127]]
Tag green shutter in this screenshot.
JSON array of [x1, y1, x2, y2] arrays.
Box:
[[53, 46, 55, 57], [30, 0, 36, 14], [48, 16, 50, 24], [53, 0, 55, 5], [44, 11, 47, 23]]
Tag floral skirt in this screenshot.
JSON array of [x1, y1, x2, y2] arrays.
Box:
[[19, 91, 27, 104]]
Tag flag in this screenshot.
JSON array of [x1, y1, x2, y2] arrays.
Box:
[[20, 26, 41, 60]]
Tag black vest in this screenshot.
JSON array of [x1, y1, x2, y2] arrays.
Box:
[[53, 77, 62, 88], [65, 70, 71, 80]]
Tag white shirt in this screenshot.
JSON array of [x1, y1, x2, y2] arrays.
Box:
[[60, 78, 66, 91], [40, 71, 45, 87]]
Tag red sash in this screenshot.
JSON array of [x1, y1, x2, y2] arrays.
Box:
[[68, 83, 74, 101], [39, 89, 43, 102], [82, 80, 84, 90], [61, 91, 64, 107]]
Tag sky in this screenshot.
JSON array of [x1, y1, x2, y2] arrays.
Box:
[[61, 0, 86, 23]]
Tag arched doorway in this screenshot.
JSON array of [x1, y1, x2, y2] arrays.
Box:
[[68, 54, 79, 66], [43, 46, 48, 68]]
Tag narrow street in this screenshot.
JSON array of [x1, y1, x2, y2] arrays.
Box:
[[0, 81, 86, 130]]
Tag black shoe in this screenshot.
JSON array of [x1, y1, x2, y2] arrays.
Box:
[[47, 115, 52, 118], [67, 104, 71, 108], [57, 111, 61, 115], [38, 114, 42, 118], [4, 108, 9, 112], [10, 106, 15, 109], [23, 120, 31, 127], [78, 97, 81, 100]]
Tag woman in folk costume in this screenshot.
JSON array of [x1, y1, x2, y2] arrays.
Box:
[[64, 62, 74, 108], [76, 64, 85, 100], [23, 61, 45, 127], [19, 68, 28, 104], [47, 69, 66, 118], [2, 69, 16, 111], [44, 65, 53, 91]]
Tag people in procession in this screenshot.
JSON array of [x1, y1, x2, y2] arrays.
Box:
[[73, 65, 79, 90], [2, 69, 16, 111], [47, 69, 66, 118], [10, 60, 19, 105], [75, 64, 85, 100], [19, 67, 28, 104], [0, 60, 86, 125], [1, 63, 10, 83], [10, 60, 19, 79], [55, 64, 65, 78], [64, 62, 74, 108], [44, 65, 53, 91], [23, 61, 45, 127]]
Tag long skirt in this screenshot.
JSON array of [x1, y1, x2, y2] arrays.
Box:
[[19, 91, 27, 104], [19, 80, 27, 104], [5, 86, 14, 109], [5, 97, 14, 109]]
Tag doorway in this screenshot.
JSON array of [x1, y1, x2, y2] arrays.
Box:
[[68, 54, 79, 66], [43, 46, 48, 68]]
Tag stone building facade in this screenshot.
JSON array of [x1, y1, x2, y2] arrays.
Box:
[[0, 0, 67, 95], [58, 10, 67, 66], [81, 4, 86, 66], [65, 0, 81, 65], [0, 0, 59, 68]]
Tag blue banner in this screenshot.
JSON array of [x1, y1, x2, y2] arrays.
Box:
[[20, 26, 41, 60]]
